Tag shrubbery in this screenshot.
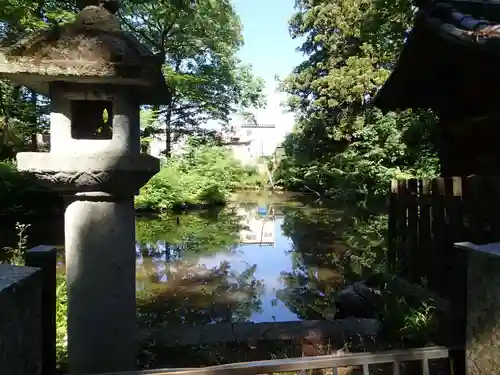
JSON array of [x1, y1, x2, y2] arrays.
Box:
[[0, 141, 268, 217], [135, 140, 267, 212], [0, 160, 62, 217]]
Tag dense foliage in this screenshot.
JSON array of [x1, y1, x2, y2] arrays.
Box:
[[120, 0, 265, 155], [272, 1, 448, 349], [273, 2, 443, 316], [277, 0, 439, 199], [0, 0, 265, 214], [136, 139, 267, 212], [0, 160, 61, 217]]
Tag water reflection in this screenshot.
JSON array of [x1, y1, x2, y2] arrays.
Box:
[[238, 204, 276, 246], [135, 198, 301, 324], [136, 259, 263, 327], [34, 193, 357, 327], [277, 208, 348, 322], [5, 191, 445, 354], [135, 192, 373, 327]]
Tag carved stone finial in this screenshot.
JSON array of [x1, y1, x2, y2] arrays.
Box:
[[77, 0, 120, 13]]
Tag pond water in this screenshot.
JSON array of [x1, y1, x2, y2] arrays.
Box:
[[134, 192, 352, 327], [3, 191, 455, 365], [136, 196, 298, 323], [2, 191, 365, 327]]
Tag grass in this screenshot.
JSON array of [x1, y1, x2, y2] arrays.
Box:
[[1, 222, 30, 265]]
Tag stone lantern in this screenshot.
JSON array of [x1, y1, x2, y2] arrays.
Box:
[[0, 1, 170, 373]]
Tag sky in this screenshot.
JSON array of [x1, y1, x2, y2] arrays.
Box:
[[231, 0, 305, 137]]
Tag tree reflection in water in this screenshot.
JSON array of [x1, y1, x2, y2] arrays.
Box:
[[137, 259, 263, 328], [135, 196, 389, 329], [135, 208, 264, 328], [276, 201, 448, 351], [136, 207, 243, 257], [277, 203, 386, 322]]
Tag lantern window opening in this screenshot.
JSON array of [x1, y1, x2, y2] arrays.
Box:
[[71, 99, 113, 140]]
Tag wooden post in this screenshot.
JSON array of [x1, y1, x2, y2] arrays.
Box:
[[466, 176, 485, 244], [407, 179, 418, 281], [417, 179, 431, 285], [431, 178, 445, 289], [487, 176, 500, 240], [387, 180, 399, 273], [397, 180, 408, 275], [25, 245, 57, 375]]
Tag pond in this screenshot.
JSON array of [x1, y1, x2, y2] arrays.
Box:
[[134, 191, 352, 327], [1, 191, 381, 327], [2, 190, 451, 365]]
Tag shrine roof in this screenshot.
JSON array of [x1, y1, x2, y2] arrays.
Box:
[[374, 1, 500, 117]]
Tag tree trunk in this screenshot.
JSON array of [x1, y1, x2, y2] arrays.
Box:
[[164, 106, 172, 158], [1, 121, 7, 155], [0, 86, 20, 156], [30, 90, 38, 152]]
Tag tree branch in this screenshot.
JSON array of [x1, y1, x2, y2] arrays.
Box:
[[118, 13, 158, 49]]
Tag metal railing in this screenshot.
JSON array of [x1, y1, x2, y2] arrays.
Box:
[[93, 346, 453, 375]]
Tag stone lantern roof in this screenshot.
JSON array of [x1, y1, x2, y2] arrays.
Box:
[[0, 0, 171, 105]]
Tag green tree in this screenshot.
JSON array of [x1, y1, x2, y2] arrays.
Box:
[[0, 0, 75, 158], [120, 0, 266, 156], [0, 0, 266, 157], [278, 0, 439, 198]]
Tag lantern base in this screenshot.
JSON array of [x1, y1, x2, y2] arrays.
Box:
[[65, 195, 137, 374]]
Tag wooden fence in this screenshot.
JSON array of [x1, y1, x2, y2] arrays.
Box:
[[93, 346, 454, 375], [387, 176, 500, 293]]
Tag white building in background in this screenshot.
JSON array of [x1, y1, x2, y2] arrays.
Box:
[[144, 90, 293, 162], [223, 94, 294, 165], [237, 206, 275, 247], [146, 121, 283, 167], [223, 123, 277, 166]]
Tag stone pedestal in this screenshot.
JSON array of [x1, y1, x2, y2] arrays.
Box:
[[17, 152, 158, 374], [455, 241, 500, 375], [65, 196, 136, 373]]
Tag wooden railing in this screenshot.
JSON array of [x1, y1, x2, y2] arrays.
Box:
[[93, 346, 453, 375]]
